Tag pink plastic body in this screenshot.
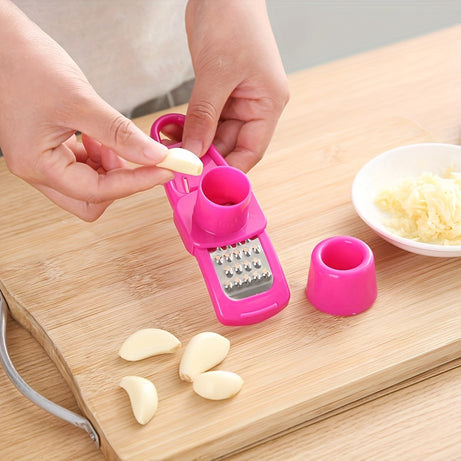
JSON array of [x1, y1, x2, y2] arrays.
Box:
[[151, 113, 290, 325], [306, 236, 377, 316]]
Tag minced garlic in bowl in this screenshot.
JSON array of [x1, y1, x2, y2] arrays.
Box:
[[375, 171, 461, 245], [352, 142, 461, 256]]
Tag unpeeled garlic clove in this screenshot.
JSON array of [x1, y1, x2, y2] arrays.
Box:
[[179, 332, 230, 382], [119, 328, 181, 361], [120, 376, 158, 425], [156, 147, 203, 176], [192, 371, 243, 400]]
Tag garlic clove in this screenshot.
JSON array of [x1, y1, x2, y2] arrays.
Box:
[[179, 332, 230, 382], [192, 371, 243, 400], [120, 376, 158, 425], [156, 147, 203, 176], [119, 328, 181, 361]]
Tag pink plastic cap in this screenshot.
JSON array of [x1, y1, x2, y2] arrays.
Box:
[[193, 166, 251, 235], [306, 236, 377, 316]]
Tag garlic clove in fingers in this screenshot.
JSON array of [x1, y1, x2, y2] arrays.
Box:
[[156, 147, 203, 176]]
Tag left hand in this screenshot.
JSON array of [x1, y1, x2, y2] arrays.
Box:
[[182, 0, 289, 172]]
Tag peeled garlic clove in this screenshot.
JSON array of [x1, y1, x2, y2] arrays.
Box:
[[193, 371, 243, 400], [179, 332, 230, 382], [157, 147, 203, 176], [119, 328, 181, 361], [120, 376, 158, 425]]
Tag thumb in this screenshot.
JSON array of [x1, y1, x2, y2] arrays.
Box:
[[76, 94, 168, 165], [182, 76, 229, 156]]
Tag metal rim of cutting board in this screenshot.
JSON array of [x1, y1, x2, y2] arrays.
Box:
[[0, 290, 99, 448]]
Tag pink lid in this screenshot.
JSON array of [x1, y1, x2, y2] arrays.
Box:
[[306, 236, 377, 316]]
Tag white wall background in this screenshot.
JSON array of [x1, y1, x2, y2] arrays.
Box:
[[266, 1, 461, 74]]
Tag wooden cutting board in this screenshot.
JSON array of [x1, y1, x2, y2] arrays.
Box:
[[1, 115, 460, 460]]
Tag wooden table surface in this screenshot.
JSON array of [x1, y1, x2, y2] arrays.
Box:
[[1, 25, 461, 460]]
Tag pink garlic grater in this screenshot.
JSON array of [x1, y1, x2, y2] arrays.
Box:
[[151, 113, 290, 326]]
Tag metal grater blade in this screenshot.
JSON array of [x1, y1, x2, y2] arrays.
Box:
[[209, 237, 273, 300]]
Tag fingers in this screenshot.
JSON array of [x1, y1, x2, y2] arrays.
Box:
[[33, 182, 113, 222], [28, 136, 174, 221], [182, 75, 231, 157], [216, 118, 272, 172], [199, 94, 281, 171], [81, 134, 127, 171], [40, 95, 176, 207], [212, 119, 244, 156], [35, 142, 173, 204], [33, 159, 173, 221], [76, 97, 169, 166]]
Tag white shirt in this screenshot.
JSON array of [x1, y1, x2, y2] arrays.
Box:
[[13, 0, 194, 116]]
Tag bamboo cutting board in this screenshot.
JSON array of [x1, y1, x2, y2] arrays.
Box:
[[1, 115, 460, 460]]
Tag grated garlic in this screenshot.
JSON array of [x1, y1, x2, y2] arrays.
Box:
[[375, 171, 461, 245]]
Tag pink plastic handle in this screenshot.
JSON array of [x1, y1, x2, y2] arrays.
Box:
[[150, 112, 185, 144]]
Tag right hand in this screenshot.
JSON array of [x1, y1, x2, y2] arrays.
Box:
[[0, 1, 173, 221], [182, 0, 289, 172]]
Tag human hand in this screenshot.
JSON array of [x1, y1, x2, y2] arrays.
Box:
[[0, 1, 173, 221], [182, 0, 289, 172]]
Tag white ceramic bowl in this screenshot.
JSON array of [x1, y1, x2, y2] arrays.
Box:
[[352, 142, 461, 257]]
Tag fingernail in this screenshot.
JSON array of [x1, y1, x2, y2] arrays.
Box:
[[143, 140, 169, 163]]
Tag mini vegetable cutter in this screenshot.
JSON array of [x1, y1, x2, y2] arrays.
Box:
[[151, 113, 290, 325]]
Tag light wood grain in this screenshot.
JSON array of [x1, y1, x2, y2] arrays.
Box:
[[2, 316, 460, 460], [1, 25, 461, 460], [227, 360, 461, 460]]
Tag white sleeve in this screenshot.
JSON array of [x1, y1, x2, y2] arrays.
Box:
[[13, 0, 194, 116]]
